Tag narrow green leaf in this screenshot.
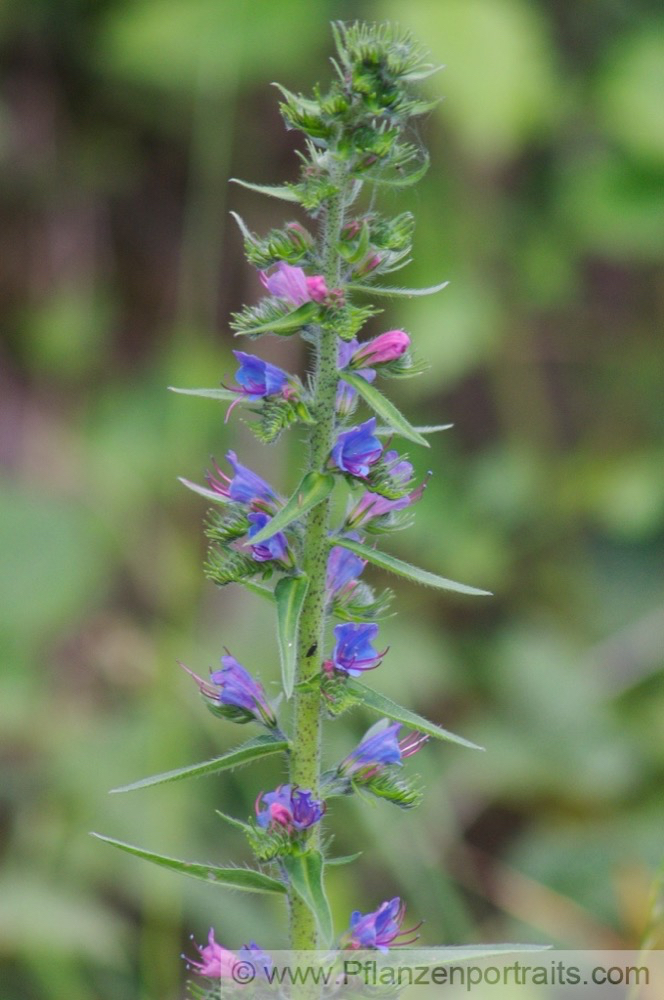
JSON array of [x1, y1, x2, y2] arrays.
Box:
[[228, 210, 254, 242], [233, 301, 319, 337], [91, 834, 286, 894], [230, 177, 302, 203], [178, 477, 228, 504], [168, 386, 239, 402], [375, 423, 453, 437], [326, 852, 362, 867], [335, 537, 492, 597], [240, 579, 275, 602], [110, 736, 289, 794], [340, 373, 429, 448], [247, 473, 335, 545], [282, 851, 333, 946], [215, 810, 254, 835], [350, 280, 449, 297], [275, 574, 309, 699], [347, 679, 483, 751], [376, 944, 550, 968]]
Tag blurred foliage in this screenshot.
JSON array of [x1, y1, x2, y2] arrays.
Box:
[[1, 1, 663, 997]]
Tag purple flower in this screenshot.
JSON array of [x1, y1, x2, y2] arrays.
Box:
[[260, 261, 329, 306], [255, 784, 325, 832], [232, 351, 293, 401], [180, 655, 276, 726], [351, 330, 411, 368], [238, 942, 272, 977], [247, 512, 290, 564], [346, 898, 420, 951], [339, 721, 428, 778], [331, 419, 382, 478], [184, 928, 237, 977], [206, 451, 276, 507], [326, 538, 366, 599], [325, 622, 384, 676], [346, 450, 429, 528]]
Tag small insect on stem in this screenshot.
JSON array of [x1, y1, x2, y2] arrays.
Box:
[[306, 643, 318, 657]]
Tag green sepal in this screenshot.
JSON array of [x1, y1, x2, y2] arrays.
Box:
[[282, 850, 334, 946], [275, 574, 309, 699], [109, 735, 288, 794], [335, 536, 492, 598], [168, 386, 240, 402], [340, 372, 429, 447], [230, 177, 302, 203], [350, 279, 449, 297], [347, 678, 484, 751], [91, 834, 286, 894], [247, 473, 335, 545]]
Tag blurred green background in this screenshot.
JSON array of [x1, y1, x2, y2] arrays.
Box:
[[1, 0, 663, 997]]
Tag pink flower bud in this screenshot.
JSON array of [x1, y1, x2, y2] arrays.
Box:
[[305, 275, 329, 303], [351, 330, 411, 368]]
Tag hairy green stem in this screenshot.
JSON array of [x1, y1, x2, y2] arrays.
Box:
[[289, 169, 346, 950]]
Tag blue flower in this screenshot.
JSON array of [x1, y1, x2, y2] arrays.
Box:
[[326, 537, 366, 598], [232, 351, 292, 401], [346, 898, 420, 951], [326, 622, 384, 676], [180, 655, 276, 727], [255, 784, 325, 832], [339, 720, 428, 777], [331, 419, 382, 478], [340, 721, 402, 775], [206, 450, 276, 506], [247, 512, 290, 564]]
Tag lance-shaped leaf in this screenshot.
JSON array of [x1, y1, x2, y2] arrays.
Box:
[[91, 834, 286, 894], [325, 852, 362, 867], [347, 679, 483, 751], [240, 579, 275, 602], [282, 851, 333, 946], [233, 301, 320, 337], [375, 423, 453, 437], [335, 537, 491, 598], [109, 735, 289, 794], [247, 473, 335, 545], [340, 373, 429, 448], [275, 574, 309, 699], [230, 177, 302, 203], [350, 279, 449, 297], [168, 386, 240, 402], [361, 944, 550, 970]]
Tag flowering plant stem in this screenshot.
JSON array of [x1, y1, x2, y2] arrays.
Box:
[[95, 25, 514, 990], [290, 175, 346, 948]]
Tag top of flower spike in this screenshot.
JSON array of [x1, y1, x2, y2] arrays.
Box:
[[331, 21, 441, 87]]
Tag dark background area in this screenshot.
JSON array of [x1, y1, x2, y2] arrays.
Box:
[[1, 1, 662, 998]]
